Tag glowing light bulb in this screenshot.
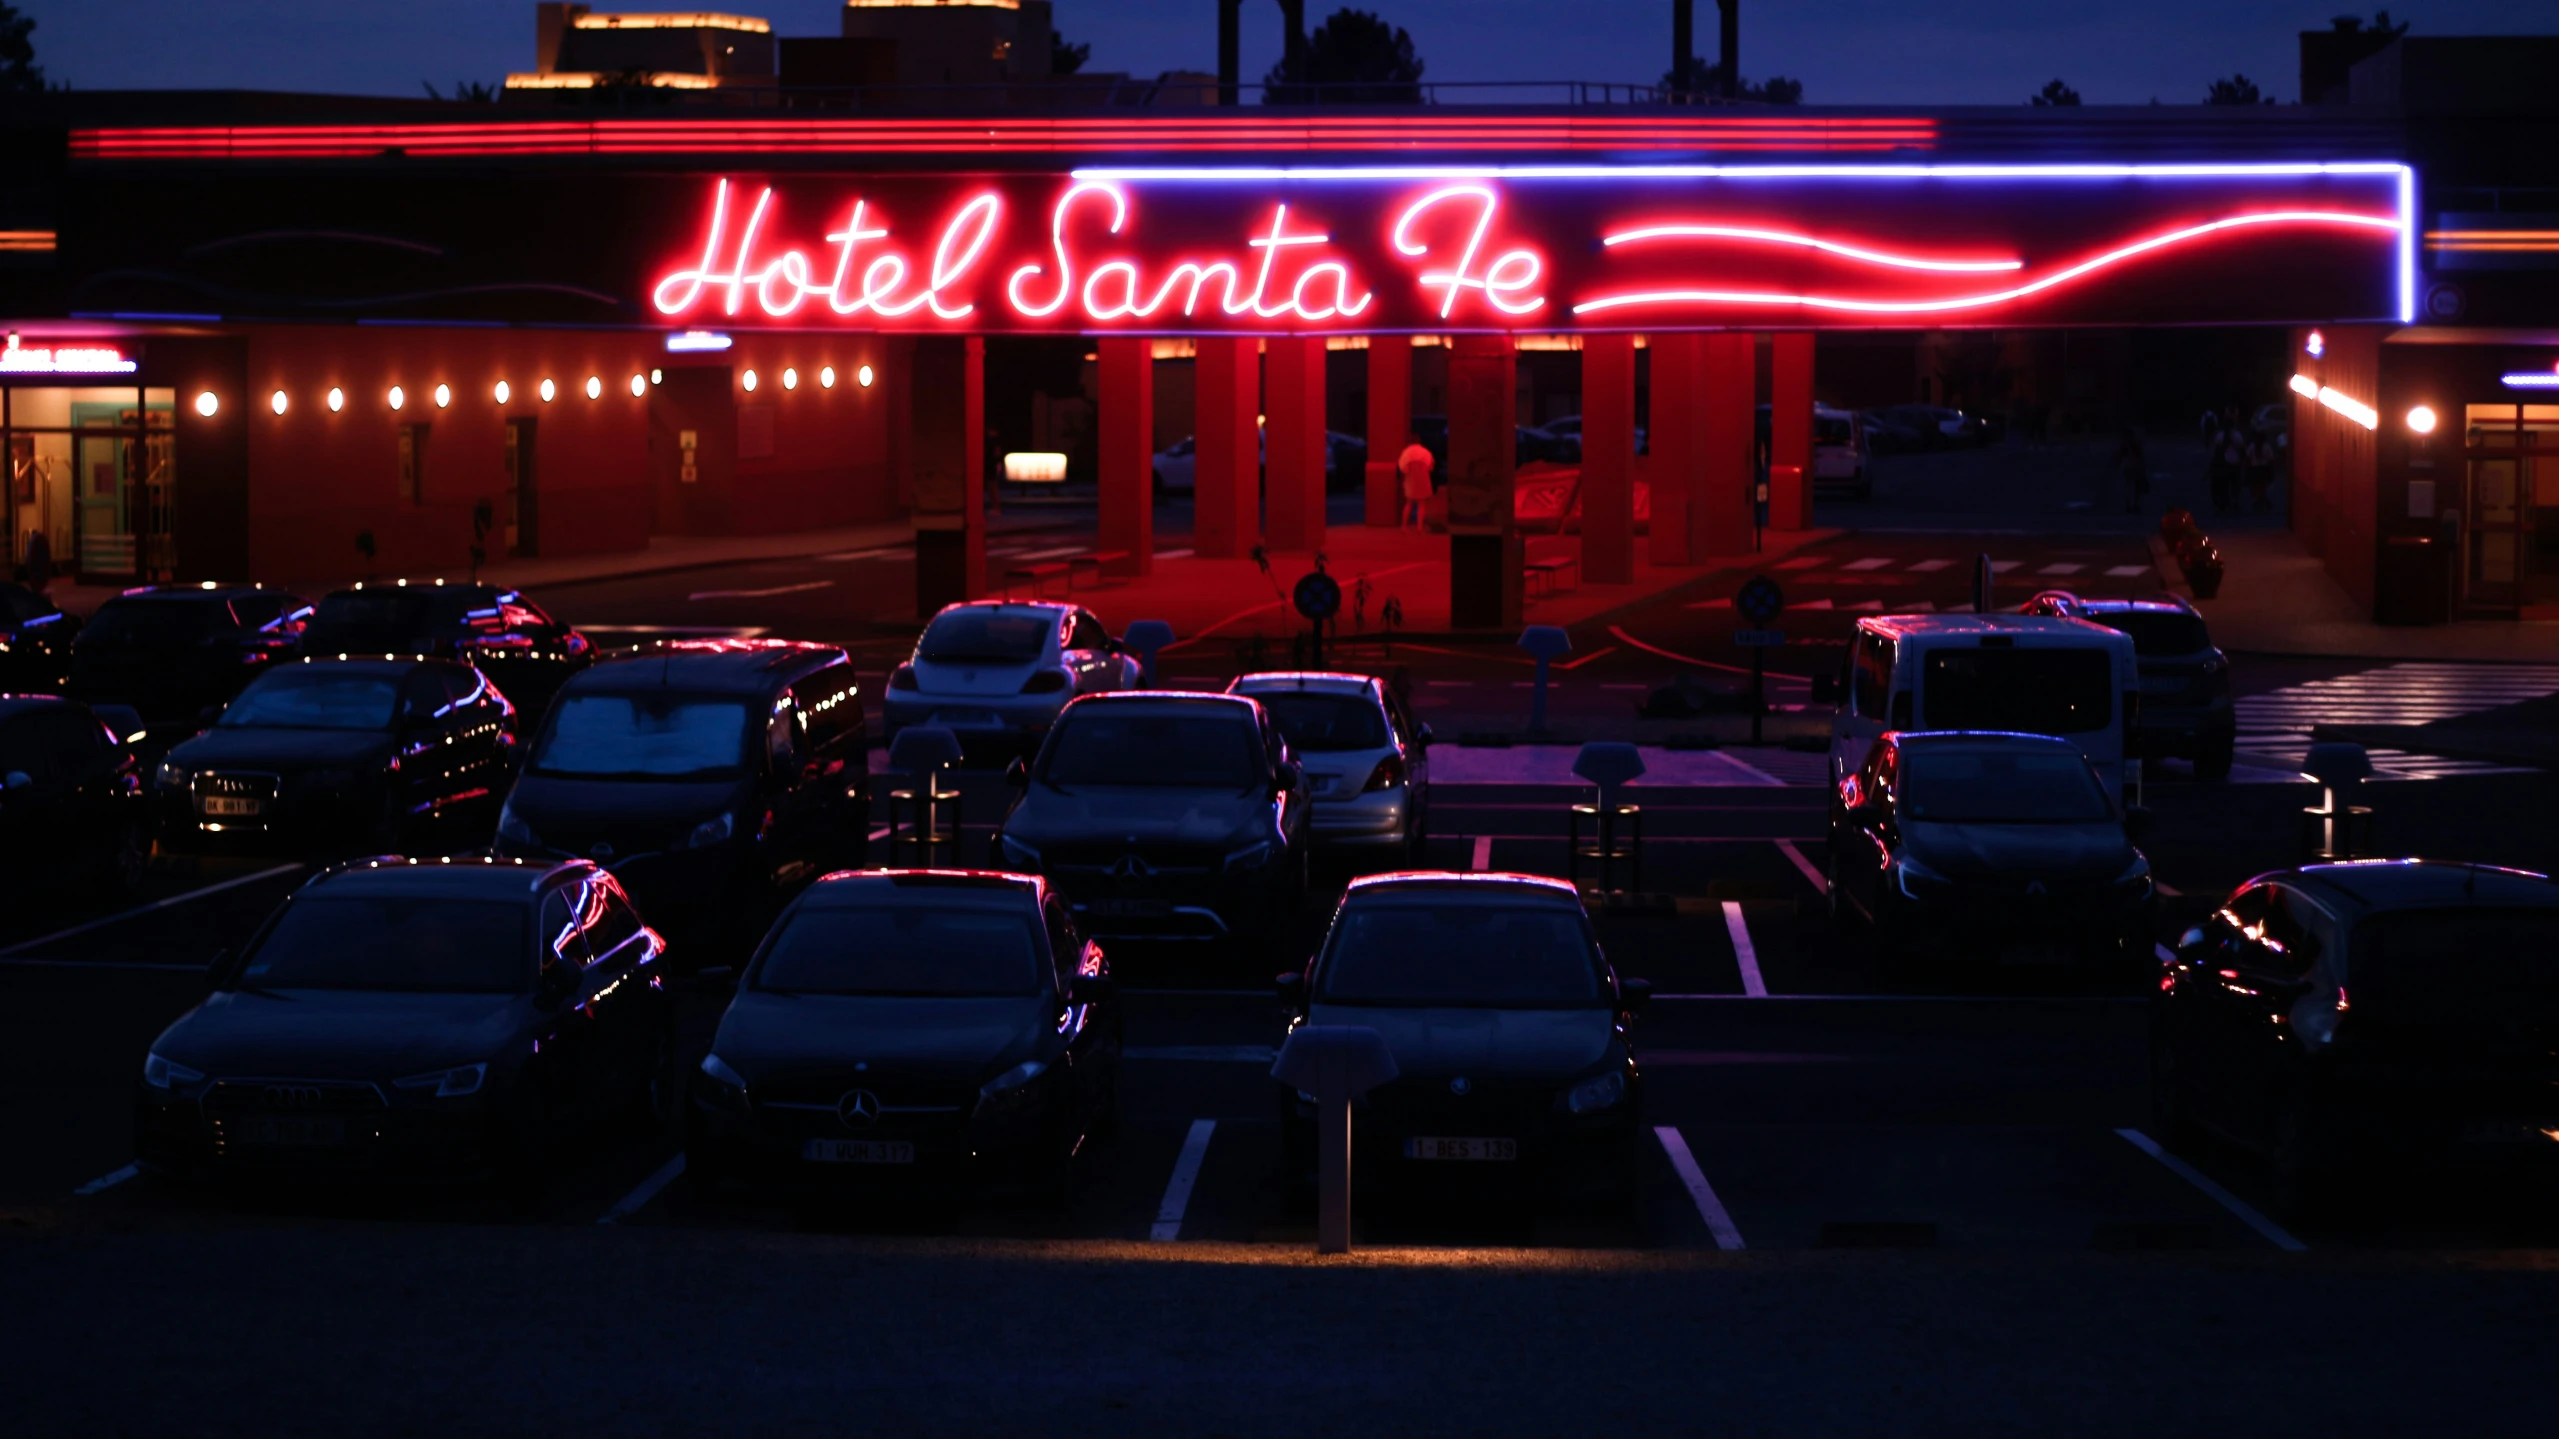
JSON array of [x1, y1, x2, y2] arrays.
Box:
[[783, 367, 799, 391], [650, 368, 663, 384], [434, 383, 451, 409], [630, 373, 647, 397], [742, 369, 758, 392], [584, 375, 601, 400], [539, 378, 556, 402], [194, 391, 219, 417], [820, 366, 836, 389], [389, 386, 405, 411], [269, 390, 287, 415], [857, 364, 874, 388], [494, 380, 511, 404], [2407, 405, 2437, 434], [327, 387, 345, 412]]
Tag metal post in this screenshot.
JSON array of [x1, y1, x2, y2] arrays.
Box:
[[1316, 1099, 1352, 1253], [1529, 654, 1551, 734], [1750, 645, 1765, 744]]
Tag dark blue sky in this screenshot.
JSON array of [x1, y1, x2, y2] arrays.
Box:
[[34, 2, 2559, 106]]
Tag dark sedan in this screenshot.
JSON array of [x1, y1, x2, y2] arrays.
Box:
[[1827, 730, 2157, 974], [135, 858, 673, 1189], [297, 580, 594, 722], [0, 580, 78, 692], [685, 869, 1121, 1204], [994, 691, 1310, 957], [0, 694, 149, 909], [1278, 873, 1647, 1206], [154, 657, 517, 856], [2020, 592, 2235, 779], [2153, 860, 2559, 1220], [69, 583, 311, 724]]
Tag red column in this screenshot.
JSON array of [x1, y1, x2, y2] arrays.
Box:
[[1193, 336, 1258, 560], [1363, 334, 1412, 528], [1699, 332, 1756, 558], [910, 334, 984, 614], [1647, 333, 1699, 566], [1580, 333, 1637, 584], [1096, 337, 1154, 578], [1767, 332, 1815, 531], [1264, 335, 1326, 552], [1447, 333, 1521, 629]]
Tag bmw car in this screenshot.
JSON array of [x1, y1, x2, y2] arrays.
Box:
[[883, 601, 1141, 761], [1228, 671, 1429, 858]]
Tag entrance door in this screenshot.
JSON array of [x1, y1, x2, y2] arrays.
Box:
[[2468, 454, 2526, 611], [71, 428, 130, 578], [504, 417, 538, 557]]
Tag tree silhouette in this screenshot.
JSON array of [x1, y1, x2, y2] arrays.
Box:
[[0, 3, 43, 93], [2031, 78, 2081, 106], [1265, 8, 1423, 104], [1051, 29, 1090, 76], [1660, 56, 1803, 104], [423, 80, 501, 103], [2205, 73, 2272, 105]]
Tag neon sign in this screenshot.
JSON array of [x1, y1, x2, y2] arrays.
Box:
[[643, 163, 2413, 334], [1, 333, 138, 374]]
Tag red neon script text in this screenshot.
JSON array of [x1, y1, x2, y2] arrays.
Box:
[[652, 179, 1001, 321]]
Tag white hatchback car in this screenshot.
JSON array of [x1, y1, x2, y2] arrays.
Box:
[[886, 601, 1142, 757], [1226, 671, 1430, 855]]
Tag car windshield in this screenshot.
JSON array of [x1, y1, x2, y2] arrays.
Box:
[[754, 903, 1043, 996], [1815, 415, 1853, 443], [1318, 899, 1601, 1006], [1922, 647, 2112, 735], [1901, 748, 2113, 823], [2352, 909, 2559, 1024], [918, 609, 1050, 665], [303, 589, 474, 646], [2096, 611, 2213, 657], [85, 600, 221, 646], [218, 671, 403, 731], [1043, 708, 1263, 788], [531, 693, 750, 780], [1250, 691, 1388, 752], [239, 897, 528, 993]]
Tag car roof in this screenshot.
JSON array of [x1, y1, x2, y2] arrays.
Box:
[[928, 600, 1070, 621], [281, 656, 437, 674], [798, 869, 1045, 906], [1857, 612, 2126, 643], [1069, 690, 1262, 716], [1343, 871, 1584, 906], [1229, 672, 1380, 698], [2070, 597, 2197, 617], [1888, 729, 2083, 752], [2281, 860, 2559, 912], [106, 583, 284, 604], [0, 693, 98, 721], [323, 579, 510, 602], [307, 855, 595, 900], [574, 639, 844, 696]]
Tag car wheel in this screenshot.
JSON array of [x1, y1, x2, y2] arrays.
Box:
[[2194, 736, 2235, 782]]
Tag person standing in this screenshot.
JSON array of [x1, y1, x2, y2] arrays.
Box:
[[1396, 432, 1435, 530]]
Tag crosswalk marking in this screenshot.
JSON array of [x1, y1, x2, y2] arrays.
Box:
[[1989, 560, 2023, 573], [1776, 557, 1827, 570], [2106, 564, 2153, 577], [1907, 558, 1955, 572], [1841, 557, 1894, 571], [2234, 662, 2559, 779]]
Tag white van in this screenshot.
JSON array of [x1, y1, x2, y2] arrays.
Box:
[[1812, 405, 1871, 500], [1822, 613, 2141, 797]]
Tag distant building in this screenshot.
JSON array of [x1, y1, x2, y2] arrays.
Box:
[[509, 7, 777, 92]]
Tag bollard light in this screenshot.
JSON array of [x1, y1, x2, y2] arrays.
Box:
[[1271, 1026, 1399, 1256]]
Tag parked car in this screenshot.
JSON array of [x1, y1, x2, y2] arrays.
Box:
[[1755, 404, 1872, 500], [154, 656, 517, 857], [685, 869, 1122, 1203], [0, 580, 78, 692], [2153, 860, 2559, 1220], [134, 857, 673, 1189], [69, 583, 311, 724], [0, 693, 149, 907], [1821, 612, 2139, 799], [494, 639, 870, 959], [1859, 407, 1931, 455], [297, 580, 594, 722], [885, 601, 1142, 760], [995, 691, 1310, 955], [2019, 592, 2235, 779], [1275, 872, 1648, 1205], [1825, 730, 2157, 974], [1227, 671, 1430, 858]]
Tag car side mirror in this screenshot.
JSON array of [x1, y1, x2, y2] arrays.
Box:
[[2177, 926, 2209, 954], [1275, 971, 1306, 1006], [1620, 977, 1652, 1013], [2123, 804, 2154, 839], [1277, 758, 1303, 793], [537, 961, 579, 1004], [1004, 756, 1028, 787]]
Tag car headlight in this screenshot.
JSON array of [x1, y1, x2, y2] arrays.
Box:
[[142, 1050, 205, 1091], [155, 760, 190, 789], [1223, 840, 1275, 872], [496, 806, 539, 848], [976, 1058, 1049, 1117], [1561, 1069, 1627, 1115], [392, 1062, 488, 1099], [1893, 854, 1950, 901], [998, 834, 1042, 869], [679, 812, 735, 849], [695, 1053, 749, 1108]]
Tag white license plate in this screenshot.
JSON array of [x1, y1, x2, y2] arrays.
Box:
[[802, 1138, 915, 1165], [201, 796, 265, 817], [236, 1116, 345, 1146], [1403, 1136, 1517, 1162]]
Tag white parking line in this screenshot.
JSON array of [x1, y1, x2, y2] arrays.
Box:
[[1774, 838, 1826, 893], [1722, 902, 1768, 998], [1155, 548, 1195, 561], [1653, 1126, 1746, 1249], [1151, 1119, 1217, 1241], [597, 1154, 687, 1225], [1013, 545, 1087, 561], [1471, 836, 1494, 871], [1989, 560, 2023, 573], [0, 863, 305, 959], [72, 1164, 139, 1197], [2115, 1128, 2306, 1252]]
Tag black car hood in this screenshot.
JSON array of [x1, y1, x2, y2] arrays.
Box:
[[1902, 820, 2135, 884], [505, 774, 744, 845], [168, 727, 397, 770], [156, 988, 529, 1080], [1304, 1003, 1615, 1081], [713, 991, 1047, 1087], [1004, 784, 1267, 846]]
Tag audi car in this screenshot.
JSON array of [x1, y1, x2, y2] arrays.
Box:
[[298, 580, 594, 722], [1276, 873, 1647, 1205], [685, 869, 1121, 1203], [2020, 592, 2235, 779], [69, 583, 311, 724], [2153, 861, 2559, 1220], [884, 601, 1141, 761], [1827, 730, 2156, 974], [494, 640, 869, 959], [154, 656, 517, 856], [993, 692, 1310, 956], [135, 858, 673, 1188], [1227, 671, 1430, 858]]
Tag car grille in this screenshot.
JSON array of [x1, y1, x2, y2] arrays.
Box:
[[1363, 1078, 1552, 1135], [1046, 842, 1224, 877], [193, 771, 282, 802], [204, 1079, 389, 1115], [750, 1077, 973, 1138]]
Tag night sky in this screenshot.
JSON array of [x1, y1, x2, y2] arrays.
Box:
[[32, 1, 2559, 107]]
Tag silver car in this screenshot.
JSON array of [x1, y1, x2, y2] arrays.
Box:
[[886, 601, 1141, 756], [1226, 671, 1429, 855]]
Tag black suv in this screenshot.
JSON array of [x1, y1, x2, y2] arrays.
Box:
[[0, 581, 78, 693], [70, 583, 311, 724], [2020, 592, 2235, 779], [995, 691, 1310, 956], [493, 640, 870, 959], [297, 581, 594, 722], [0, 694, 148, 913]]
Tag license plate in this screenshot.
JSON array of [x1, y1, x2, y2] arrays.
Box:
[[802, 1138, 915, 1164], [1403, 1136, 1517, 1162], [236, 1115, 346, 1146], [2461, 1119, 2559, 1145], [201, 796, 264, 817], [1089, 898, 1172, 918]]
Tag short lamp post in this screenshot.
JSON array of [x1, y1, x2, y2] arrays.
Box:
[[2300, 740, 2375, 861], [1271, 1025, 1398, 1255]]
